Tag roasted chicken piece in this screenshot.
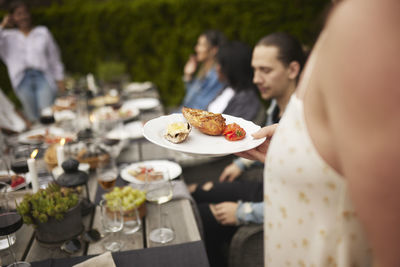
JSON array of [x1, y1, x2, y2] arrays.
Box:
[[181, 107, 226, 136]]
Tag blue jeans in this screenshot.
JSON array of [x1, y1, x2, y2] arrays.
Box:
[[15, 69, 57, 121]]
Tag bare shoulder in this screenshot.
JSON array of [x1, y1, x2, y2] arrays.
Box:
[[315, 0, 400, 173], [318, 4, 400, 265], [320, 0, 400, 114]]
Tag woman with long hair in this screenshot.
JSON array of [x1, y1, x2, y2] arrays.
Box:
[[208, 41, 261, 122], [181, 30, 226, 110]]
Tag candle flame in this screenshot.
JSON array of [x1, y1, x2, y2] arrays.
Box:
[[89, 114, 95, 123], [30, 149, 39, 159], [60, 138, 66, 146]]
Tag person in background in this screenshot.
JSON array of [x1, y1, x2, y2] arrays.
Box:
[[0, 0, 65, 122], [181, 30, 226, 110], [190, 32, 306, 267], [207, 40, 261, 122], [238, 0, 400, 266], [0, 87, 28, 133], [219, 32, 306, 182]]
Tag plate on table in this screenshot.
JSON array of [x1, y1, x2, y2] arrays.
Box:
[[124, 82, 153, 93], [8, 173, 32, 192], [89, 95, 120, 107], [143, 113, 266, 157], [119, 104, 140, 121], [53, 96, 76, 111], [54, 110, 76, 122], [0, 171, 32, 192], [123, 98, 160, 110], [105, 121, 143, 140], [17, 127, 75, 145], [17, 128, 47, 144], [92, 105, 139, 122], [120, 160, 182, 184]]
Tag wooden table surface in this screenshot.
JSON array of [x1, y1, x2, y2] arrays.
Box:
[[0, 87, 205, 266]]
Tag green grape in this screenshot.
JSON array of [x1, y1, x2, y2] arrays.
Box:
[[104, 186, 146, 211]]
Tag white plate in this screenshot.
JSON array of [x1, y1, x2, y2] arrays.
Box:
[[119, 104, 140, 120], [0, 171, 32, 192], [120, 160, 182, 184], [123, 98, 160, 110], [17, 127, 74, 145], [54, 110, 76, 122], [124, 82, 153, 93], [9, 173, 31, 192], [92, 105, 139, 122], [17, 128, 46, 144], [106, 121, 143, 140], [143, 113, 266, 157]]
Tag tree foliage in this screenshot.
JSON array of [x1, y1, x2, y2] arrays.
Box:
[[0, 0, 329, 107]]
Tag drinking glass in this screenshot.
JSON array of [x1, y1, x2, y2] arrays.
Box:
[[97, 162, 118, 191], [122, 204, 141, 235], [0, 182, 31, 267], [99, 199, 124, 251], [145, 167, 174, 243]]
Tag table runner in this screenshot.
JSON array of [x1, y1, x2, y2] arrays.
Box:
[[30, 240, 209, 267]]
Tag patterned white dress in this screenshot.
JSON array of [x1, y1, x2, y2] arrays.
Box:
[[263, 94, 372, 266]]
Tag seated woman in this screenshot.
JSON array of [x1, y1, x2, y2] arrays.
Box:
[[181, 30, 226, 110], [207, 41, 260, 122]]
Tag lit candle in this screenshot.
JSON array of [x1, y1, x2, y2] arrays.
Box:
[[28, 149, 39, 193], [57, 138, 66, 169], [90, 114, 99, 132]]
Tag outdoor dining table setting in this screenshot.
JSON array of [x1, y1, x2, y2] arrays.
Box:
[[0, 81, 210, 267]]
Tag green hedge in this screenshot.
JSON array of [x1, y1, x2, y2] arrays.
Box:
[[1, 0, 328, 107]]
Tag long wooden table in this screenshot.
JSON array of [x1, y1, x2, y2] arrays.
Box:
[[0, 87, 209, 266], [0, 151, 204, 266]]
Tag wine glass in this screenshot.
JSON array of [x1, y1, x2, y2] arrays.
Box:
[[96, 161, 118, 192], [145, 166, 174, 243], [99, 199, 124, 251], [0, 182, 31, 267], [0, 175, 16, 251]]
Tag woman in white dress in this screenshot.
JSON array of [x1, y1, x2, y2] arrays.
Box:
[[238, 0, 400, 266]]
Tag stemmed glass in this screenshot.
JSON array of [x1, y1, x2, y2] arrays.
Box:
[[145, 166, 174, 243], [99, 199, 124, 251], [0, 182, 31, 267]]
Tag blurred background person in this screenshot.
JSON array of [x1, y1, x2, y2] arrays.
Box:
[[190, 32, 306, 267], [219, 32, 306, 182], [181, 29, 226, 110], [0, 0, 65, 122], [0, 87, 28, 134], [207, 40, 261, 122]]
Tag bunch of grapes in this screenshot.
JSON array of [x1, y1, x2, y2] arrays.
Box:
[[104, 186, 146, 212]]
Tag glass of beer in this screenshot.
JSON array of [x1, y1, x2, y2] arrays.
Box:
[[97, 162, 118, 191]]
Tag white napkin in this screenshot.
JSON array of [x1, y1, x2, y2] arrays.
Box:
[[73, 251, 116, 267]]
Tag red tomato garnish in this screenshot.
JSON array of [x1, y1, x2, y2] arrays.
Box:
[[223, 123, 246, 141], [11, 175, 25, 188]]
